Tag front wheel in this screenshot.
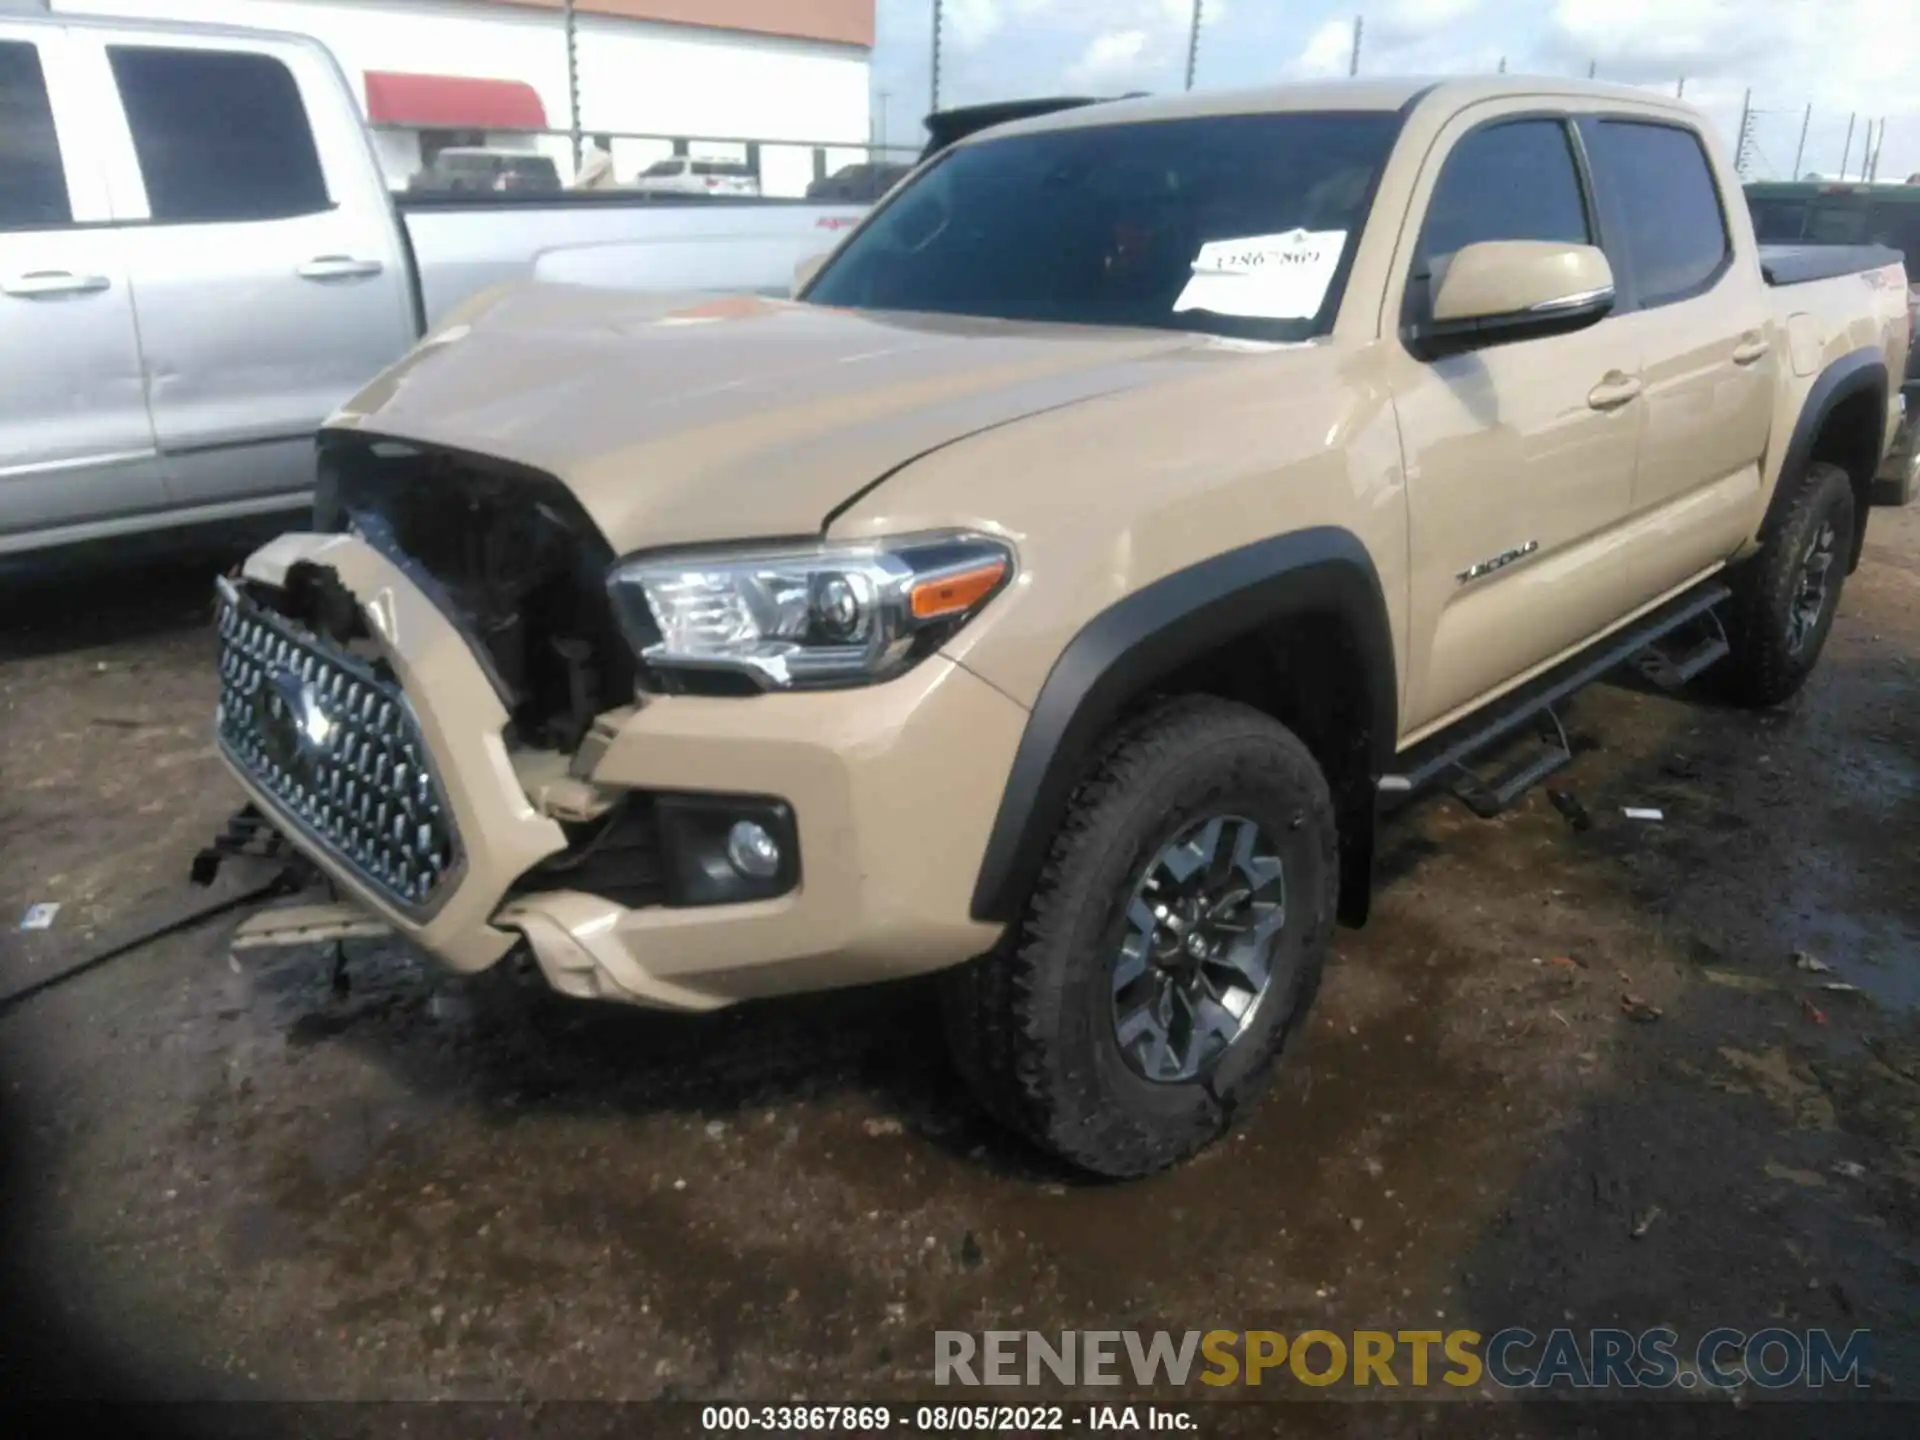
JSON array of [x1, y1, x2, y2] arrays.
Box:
[[1721, 460, 1856, 708], [941, 696, 1338, 1178]]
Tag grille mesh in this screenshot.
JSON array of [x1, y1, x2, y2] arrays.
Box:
[[214, 584, 460, 912]]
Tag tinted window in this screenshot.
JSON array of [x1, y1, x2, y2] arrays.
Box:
[[807, 111, 1401, 341], [109, 46, 329, 222], [643, 159, 684, 176], [0, 41, 70, 229], [1586, 121, 1731, 306], [1866, 202, 1920, 281], [1419, 119, 1590, 265], [1746, 195, 1809, 243]]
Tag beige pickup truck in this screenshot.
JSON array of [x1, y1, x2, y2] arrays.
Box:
[[211, 78, 1910, 1177]]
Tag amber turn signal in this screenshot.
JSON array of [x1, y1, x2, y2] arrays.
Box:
[[909, 559, 1008, 620]]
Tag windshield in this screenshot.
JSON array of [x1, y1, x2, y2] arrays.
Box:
[[806, 110, 1401, 341], [643, 159, 685, 177]]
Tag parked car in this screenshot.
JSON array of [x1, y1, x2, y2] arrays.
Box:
[[805, 161, 912, 203], [213, 79, 1908, 1178], [631, 157, 760, 197], [0, 10, 865, 556], [1746, 178, 1920, 502], [406, 147, 561, 195]]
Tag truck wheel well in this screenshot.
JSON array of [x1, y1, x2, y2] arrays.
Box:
[[1148, 617, 1378, 926], [1806, 387, 1880, 570]]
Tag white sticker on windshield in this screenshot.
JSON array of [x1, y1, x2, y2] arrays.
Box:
[[1173, 229, 1347, 321]]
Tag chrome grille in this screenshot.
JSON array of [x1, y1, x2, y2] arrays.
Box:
[[214, 580, 460, 913]]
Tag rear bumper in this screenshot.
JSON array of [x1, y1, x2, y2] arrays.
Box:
[[218, 532, 1019, 1010]]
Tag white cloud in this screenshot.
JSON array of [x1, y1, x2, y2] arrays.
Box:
[[1065, 28, 1152, 88], [1289, 20, 1357, 80]]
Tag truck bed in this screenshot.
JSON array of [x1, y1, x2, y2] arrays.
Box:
[[397, 193, 871, 327], [1758, 242, 1905, 287]]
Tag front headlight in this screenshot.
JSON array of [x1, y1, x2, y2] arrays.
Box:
[[606, 532, 1013, 690]]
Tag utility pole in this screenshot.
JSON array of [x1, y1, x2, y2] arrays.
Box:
[[1870, 118, 1885, 181], [564, 0, 581, 171], [1496, 56, 1506, 74], [929, 0, 943, 115], [1348, 15, 1363, 77], [1733, 88, 1753, 177], [1184, 0, 1203, 92], [1792, 102, 1811, 179], [1839, 111, 1856, 181], [1675, 76, 1685, 98], [1586, 59, 1597, 79], [875, 88, 890, 156]]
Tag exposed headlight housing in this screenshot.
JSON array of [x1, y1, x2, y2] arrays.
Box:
[[606, 532, 1013, 690]]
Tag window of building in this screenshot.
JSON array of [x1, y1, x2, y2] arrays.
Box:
[[109, 45, 330, 223], [0, 40, 70, 229]]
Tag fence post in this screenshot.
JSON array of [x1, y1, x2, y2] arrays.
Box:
[[564, 0, 581, 172], [1792, 103, 1810, 179]]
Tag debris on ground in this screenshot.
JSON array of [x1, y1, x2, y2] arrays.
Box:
[[1700, 968, 1778, 994], [1662, 754, 1701, 779], [1622, 807, 1665, 822], [862, 1117, 905, 1138], [1621, 994, 1663, 1022], [18, 903, 60, 931], [1791, 950, 1833, 974], [1630, 1205, 1663, 1238], [1801, 999, 1829, 1026], [1548, 955, 1584, 970], [1547, 789, 1593, 831], [1818, 982, 1868, 999], [1831, 1160, 1868, 1181], [1763, 1160, 1827, 1188]]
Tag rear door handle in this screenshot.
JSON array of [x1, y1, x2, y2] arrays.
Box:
[[1732, 336, 1771, 365], [297, 255, 384, 281], [1587, 374, 1644, 411], [2, 270, 111, 298]]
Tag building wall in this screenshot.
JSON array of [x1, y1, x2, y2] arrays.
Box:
[[50, 0, 871, 190]]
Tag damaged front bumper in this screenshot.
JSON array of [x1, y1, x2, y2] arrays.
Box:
[[212, 532, 1020, 1011]]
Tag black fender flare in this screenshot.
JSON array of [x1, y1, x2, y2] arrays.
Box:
[[968, 527, 1399, 925], [1766, 346, 1888, 567]]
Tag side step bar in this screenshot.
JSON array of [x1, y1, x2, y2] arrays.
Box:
[[1378, 580, 1731, 813]]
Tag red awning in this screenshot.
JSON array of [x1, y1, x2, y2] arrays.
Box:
[[363, 71, 548, 130]]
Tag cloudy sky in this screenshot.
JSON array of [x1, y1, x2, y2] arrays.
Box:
[[868, 0, 1920, 181]]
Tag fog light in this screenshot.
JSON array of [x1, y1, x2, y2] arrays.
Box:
[[725, 819, 781, 879]]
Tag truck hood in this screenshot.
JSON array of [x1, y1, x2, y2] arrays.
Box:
[[328, 285, 1203, 550]]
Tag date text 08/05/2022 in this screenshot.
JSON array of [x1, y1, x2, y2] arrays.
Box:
[[699, 1405, 1196, 1432]]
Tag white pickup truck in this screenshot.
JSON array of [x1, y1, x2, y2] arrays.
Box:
[[0, 9, 868, 556]]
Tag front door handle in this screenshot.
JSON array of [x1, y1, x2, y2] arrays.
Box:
[[2, 269, 111, 298], [1587, 373, 1644, 411], [1732, 335, 1771, 365], [297, 255, 384, 281]]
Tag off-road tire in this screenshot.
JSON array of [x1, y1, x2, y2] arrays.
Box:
[[1721, 460, 1856, 708], [940, 695, 1338, 1178]]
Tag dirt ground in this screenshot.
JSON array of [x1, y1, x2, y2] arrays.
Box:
[[1, 505, 1918, 1432]]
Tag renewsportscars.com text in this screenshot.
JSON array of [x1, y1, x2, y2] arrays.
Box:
[[934, 1327, 1874, 1391]]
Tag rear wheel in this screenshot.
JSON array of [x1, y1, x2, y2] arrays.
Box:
[[941, 696, 1337, 1178], [1721, 460, 1855, 708]]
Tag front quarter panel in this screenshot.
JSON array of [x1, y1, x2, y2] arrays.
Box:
[[830, 341, 1410, 718]]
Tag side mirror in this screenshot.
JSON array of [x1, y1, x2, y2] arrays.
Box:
[[790, 250, 830, 298], [1417, 240, 1615, 355]]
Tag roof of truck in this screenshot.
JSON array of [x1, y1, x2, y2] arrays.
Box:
[[965, 75, 1696, 145]]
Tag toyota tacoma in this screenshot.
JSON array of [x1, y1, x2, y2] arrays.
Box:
[[211, 78, 1911, 1177]]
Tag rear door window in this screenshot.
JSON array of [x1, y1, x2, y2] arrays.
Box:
[[109, 44, 330, 222], [1584, 120, 1732, 307], [0, 39, 71, 228]]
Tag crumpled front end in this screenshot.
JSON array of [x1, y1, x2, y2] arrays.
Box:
[[212, 441, 1020, 1010]]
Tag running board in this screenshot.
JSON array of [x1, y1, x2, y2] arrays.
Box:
[[1378, 581, 1731, 811]]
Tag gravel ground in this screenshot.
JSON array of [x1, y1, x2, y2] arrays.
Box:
[[1, 506, 1918, 1433]]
